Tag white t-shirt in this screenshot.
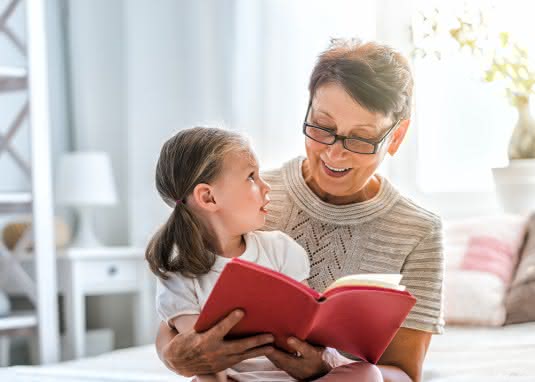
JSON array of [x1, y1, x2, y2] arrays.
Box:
[[156, 230, 310, 382]]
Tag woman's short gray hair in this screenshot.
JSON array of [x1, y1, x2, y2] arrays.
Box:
[[308, 38, 413, 122]]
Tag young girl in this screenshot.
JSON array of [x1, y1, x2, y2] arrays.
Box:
[[145, 127, 311, 382]]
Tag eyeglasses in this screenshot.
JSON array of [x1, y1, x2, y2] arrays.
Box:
[[302, 103, 401, 155]]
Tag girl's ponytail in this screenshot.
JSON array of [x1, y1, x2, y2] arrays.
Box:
[[146, 204, 215, 279]]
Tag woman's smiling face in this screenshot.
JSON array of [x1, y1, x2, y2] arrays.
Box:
[[303, 82, 403, 204]]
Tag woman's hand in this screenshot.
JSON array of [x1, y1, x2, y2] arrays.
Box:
[[156, 310, 275, 377], [266, 337, 331, 381]]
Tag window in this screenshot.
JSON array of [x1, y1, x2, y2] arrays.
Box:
[[411, 0, 535, 193]]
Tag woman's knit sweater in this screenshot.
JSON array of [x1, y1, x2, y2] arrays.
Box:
[[263, 157, 444, 334]]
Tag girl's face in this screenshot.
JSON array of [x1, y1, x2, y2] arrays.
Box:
[[211, 148, 271, 235], [303, 83, 401, 203]]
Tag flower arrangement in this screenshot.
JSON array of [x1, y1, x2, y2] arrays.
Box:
[[412, 5, 535, 159]]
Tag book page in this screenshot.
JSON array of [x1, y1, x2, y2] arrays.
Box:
[[323, 274, 405, 293]]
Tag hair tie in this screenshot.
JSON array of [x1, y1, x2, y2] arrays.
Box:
[[175, 199, 184, 206]]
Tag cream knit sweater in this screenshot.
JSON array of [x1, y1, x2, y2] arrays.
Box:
[[263, 157, 444, 334]]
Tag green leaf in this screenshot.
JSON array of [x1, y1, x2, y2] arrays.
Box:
[[499, 32, 509, 47]]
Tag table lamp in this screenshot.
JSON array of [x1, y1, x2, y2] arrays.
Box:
[[56, 151, 117, 247]]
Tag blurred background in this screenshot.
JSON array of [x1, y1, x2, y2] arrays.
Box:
[[1, 0, 535, 369]]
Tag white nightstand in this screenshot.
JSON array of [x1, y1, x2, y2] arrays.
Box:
[[56, 246, 154, 359]]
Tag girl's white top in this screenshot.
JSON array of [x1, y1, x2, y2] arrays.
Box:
[[156, 230, 310, 381]]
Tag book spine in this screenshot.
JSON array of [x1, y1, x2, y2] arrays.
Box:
[[301, 302, 321, 340]]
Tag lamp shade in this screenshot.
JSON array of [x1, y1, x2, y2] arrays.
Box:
[[56, 151, 117, 206]]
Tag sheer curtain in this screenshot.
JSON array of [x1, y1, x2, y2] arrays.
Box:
[[230, 0, 376, 169], [126, 0, 377, 244]]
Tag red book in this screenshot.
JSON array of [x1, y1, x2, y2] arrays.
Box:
[[194, 258, 416, 364]]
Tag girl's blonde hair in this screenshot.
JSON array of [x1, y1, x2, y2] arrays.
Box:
[[146, 127, 250, 279]]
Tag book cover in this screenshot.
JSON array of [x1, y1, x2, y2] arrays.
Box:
[[194, 258, 416, 364]]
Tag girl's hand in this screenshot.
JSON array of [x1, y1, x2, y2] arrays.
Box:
[[158, 310, 275, 377], [266, 337, 331, 380]]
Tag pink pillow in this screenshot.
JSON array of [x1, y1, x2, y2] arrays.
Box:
[[443, 214, 528, 326], [461, 235, 518, 284]]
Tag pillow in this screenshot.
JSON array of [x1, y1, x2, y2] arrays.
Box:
[[443, 214, 527, 326], [505, 213, 535, 324], [445, 270, 507, 326]]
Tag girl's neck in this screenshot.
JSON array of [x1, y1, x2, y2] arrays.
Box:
[[190, 202, 247, 258], [211, 234, 246, 258], [200, 217, 246, 258]]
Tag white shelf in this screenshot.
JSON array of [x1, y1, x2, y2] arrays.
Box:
[[0, 66, 28, 93], [0, 311, 37, 332], [0, 192, 32, 204], [13, 247, 146, 263], [0, 192, 32, 213], [0, 66, 27, 78]]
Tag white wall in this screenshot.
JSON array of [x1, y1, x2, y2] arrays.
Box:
[[66, 0, 128, 246]]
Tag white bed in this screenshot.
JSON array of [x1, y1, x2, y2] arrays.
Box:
[[3, 322, 535, 382], [422, 322, 535, 381]]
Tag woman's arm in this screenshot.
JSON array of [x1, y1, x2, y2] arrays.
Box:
[[155, 309, 275, 377], [377, 328, 432, 382], [266, 337, 332, 380], [378, 218, 442, 382]]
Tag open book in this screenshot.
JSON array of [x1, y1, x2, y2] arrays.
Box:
[[194, 258, 416, 364]]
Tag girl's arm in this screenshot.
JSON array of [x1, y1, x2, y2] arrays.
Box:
[[171, 314, 199, 333], [171, 315, 228, 382]]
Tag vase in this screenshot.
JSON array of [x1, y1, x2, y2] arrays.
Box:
[[492, 160, 535, 214], [492, 98, 535, 214], [508, 97, 535, 160]]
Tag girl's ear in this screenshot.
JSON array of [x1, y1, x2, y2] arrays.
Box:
[[192, 183, 218, 212]]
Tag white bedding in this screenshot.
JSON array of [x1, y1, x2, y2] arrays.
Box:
[[4, 322, 535, 381], [5, 345, 184, 382], [423, 322, 535, 381]]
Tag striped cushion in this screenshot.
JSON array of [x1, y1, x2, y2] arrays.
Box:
[[461, 235, 517, 284], [443, 214, 527, 326]]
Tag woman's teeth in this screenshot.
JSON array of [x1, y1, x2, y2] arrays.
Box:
[[324, 163, 350, 172]]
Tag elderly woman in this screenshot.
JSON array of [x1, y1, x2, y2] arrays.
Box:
[[155, 39, 444, 382]]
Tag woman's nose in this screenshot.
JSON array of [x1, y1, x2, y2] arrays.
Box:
[[326, 139, 347, 160]]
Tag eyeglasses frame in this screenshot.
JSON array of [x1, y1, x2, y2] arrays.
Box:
[[302, 102, 401, 155]]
